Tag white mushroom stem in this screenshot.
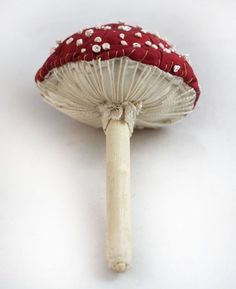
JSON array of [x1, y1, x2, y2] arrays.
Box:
[[105, 119, 132, 272]]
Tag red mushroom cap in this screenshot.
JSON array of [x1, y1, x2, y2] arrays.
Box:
[[35, 22, 200, 104]]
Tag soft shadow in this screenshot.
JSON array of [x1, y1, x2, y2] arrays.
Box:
[[21, 85, 125, 280]]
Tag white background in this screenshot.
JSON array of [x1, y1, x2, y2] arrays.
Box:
[[0, 0, 236, 288]]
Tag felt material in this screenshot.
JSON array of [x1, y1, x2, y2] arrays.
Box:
[[35, 22, 200, 105]]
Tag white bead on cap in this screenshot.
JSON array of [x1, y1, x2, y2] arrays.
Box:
[[85, 29, 94, 37], [66, 37, 74, 45], [164, 48, 171, 53], [134, 32, 142, 38], [102, 25, 112, 30], [118, 25, 131, 31], [94, 36, 102, 43], [121, 40, 128, 46], [173, 65, 181, 72], [123, 25, 131, 31], [145, 40, 152, 47], [76, 39, 83, 46], [133, 42, 141, 48], [102, 43, 111, 50], [92, 44, 101, 53]]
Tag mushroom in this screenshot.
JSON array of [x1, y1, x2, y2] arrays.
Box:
[[35, 22, 200, 272]]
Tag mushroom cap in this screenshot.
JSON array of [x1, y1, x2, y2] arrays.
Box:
[[35, 22, 200, 134]]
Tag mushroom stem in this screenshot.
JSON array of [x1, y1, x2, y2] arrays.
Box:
[[105, 119, 132, 272]]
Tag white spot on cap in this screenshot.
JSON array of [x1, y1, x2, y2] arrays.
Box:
[[94, 36, 102, 43], [134, 32, 142, 38], [76, 39, 83, 46], [81, 48, 86, 53], [85, 29, 94, 37], [119, 33, 125, 39], [102, 43, 110, 50], [123, 25, 131, 31], [164, 48, 171, 53], [151, 44, 158, 49], [159, 43, 165, 49], [121, 40, 128, 46], [95, 24, 102, 29], [133, 42, 141, 48], [145, 40, 152, 46], [141, 29, 147, 33], [66, 37, 74, 45], [173, 65, 181, 72], [92, 44, 101, 53], [118, 25, 131, 31], [103, 25, 112, 30]]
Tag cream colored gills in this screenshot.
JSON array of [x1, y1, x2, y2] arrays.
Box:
[[37, 57, 196, 135]]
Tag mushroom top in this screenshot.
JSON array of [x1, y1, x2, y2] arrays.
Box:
[[35, 22, 200, 104]]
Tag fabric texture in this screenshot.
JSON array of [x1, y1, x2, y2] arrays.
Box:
[[35, 22, 200, 105]]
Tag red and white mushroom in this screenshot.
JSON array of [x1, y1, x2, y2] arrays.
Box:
[[35, 22, 200, 272]]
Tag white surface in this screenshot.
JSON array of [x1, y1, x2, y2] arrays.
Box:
[[0, 0, 236, 288]]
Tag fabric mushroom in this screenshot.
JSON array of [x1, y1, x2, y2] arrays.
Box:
[[35, 22, 200, 273]]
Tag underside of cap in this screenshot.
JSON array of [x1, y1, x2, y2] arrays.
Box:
[[37, 57, 196, 135]]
